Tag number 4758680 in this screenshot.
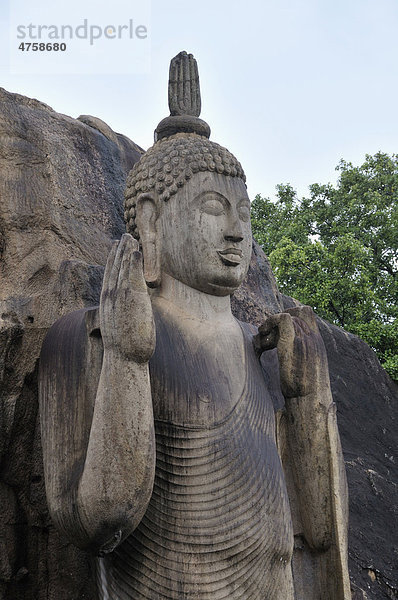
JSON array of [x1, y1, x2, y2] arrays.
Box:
[[18, 42, 66, 51]]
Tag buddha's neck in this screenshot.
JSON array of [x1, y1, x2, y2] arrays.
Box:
[[151, 273, 234, 325]]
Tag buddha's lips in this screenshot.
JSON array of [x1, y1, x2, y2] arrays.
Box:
[[217, 248, 242, 266]]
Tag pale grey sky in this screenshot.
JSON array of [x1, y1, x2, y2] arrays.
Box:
[[1, 0, 397, 200]]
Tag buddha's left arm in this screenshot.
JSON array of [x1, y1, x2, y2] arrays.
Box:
[[254, 307, 349, 555]]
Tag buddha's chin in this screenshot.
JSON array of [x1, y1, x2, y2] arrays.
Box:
[[201, 272, 245, 297], [166, 264, 248, 297], [207, 283, 239, 297]]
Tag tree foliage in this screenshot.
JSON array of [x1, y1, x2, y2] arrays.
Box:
[[251, 152, 398, 381]]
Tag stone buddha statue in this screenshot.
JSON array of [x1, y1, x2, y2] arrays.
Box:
[[39, 52, 351, 599]]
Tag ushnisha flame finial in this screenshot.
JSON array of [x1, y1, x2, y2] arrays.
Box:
[[155, 51, 211, 141], [168, 51, 201, 117]]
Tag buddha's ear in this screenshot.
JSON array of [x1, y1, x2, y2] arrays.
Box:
[[135, 193, 161, 288]]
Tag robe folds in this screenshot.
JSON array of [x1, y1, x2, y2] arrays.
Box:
[[40, 305, 349, 600], [99, 313, 294, 599]]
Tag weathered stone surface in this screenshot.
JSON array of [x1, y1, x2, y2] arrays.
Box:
[[0, 86, 396, 599], [155, 51, 211, 141], [277, 294, 398, 598], [75, 55, 350, 595], [316, 319, 398, 600], [231, 240, 284, 320], [0, 87, 142, 600]]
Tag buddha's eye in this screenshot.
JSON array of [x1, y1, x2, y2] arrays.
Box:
[[201, 197, 225, 216], [238, 203, 251, 222]]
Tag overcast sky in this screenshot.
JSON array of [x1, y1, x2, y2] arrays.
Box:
[[1, 0, 397, 201]]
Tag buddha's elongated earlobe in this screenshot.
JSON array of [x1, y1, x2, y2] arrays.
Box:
[[135, 194, 161, 288]]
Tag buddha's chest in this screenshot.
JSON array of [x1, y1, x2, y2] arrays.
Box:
[[149, 311, 274, 430]]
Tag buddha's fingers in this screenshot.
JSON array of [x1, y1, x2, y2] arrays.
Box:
[[128, 249, 148, 294], [117, 234, 142, 290], [106, 234, 129, 291], [284, 305, 318, 332], [102, 240, 119, 295], [256, 313, 295, 352]]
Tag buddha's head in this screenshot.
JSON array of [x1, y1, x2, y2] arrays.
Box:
[[124, 52, 252, 297]]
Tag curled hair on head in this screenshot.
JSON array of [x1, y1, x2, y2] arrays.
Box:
[[124, 132, 246, 241]]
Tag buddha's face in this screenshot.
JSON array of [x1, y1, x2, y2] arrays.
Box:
[[157, 171, 252, 296]]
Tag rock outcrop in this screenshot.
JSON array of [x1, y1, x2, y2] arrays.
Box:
[[0, 87, 142, 600], [0, 89, 396, 599]]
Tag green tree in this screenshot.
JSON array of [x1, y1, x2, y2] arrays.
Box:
[[251, 152, 398, 381]]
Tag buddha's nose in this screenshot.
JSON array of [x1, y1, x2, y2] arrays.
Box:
[[224, 212, 244, 243], [224, 232, 244, 243], [224, 219, 243, 243]]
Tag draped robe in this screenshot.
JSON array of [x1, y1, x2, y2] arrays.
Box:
[[98, 310, 295, 599]]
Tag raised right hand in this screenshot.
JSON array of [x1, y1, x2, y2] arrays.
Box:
[[100, 233, 155, 363]]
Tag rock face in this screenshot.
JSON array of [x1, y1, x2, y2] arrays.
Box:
[[316, 319, 397, 600], [0, 87, 142, 600], [0, 89, 397, 599]]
